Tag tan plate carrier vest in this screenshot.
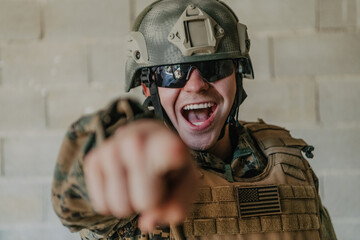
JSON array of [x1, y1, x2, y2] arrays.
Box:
[[174, 122, 321, 240]]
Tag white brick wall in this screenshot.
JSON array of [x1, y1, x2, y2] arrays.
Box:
[[3, 135, 63, 177], [89, 40, 128, 84], [241, 79, 317, 126], [0, 180, 43, 224], [1, 42, 88, 86], [0, 226, 80, 240], [0, 0, 359, 239], [358, 0, 360, 26], [248, 37, 272, 79], [273, 33, 360, 77], [318, 75, 360, 125], [0, 0, 41, 40], [332, 219, 360, 240], [318, 0, 357, 29], [0, 87, 46, 130], [44, 0, 130, 40], [324, 173, 360, 217], [134, 0, 157, 18], [46, 84, 140, 129], [0, 139, 3, 175], [224, 0, 316, 33]]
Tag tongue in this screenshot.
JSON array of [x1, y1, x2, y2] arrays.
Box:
[[187, 109, 210, 123]]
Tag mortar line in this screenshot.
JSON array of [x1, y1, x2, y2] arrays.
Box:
[[268, 36, 276, 79], [346, 0, 357, 31], [314, 77, 322, 126], [41, 182, 48, 222], [0, 42, 4, 86], [86, 44, 93, 84], [38, 0, 46, 40], [315, 0, 320, 31], [129, 0, 136, 28], [44, 92, 49, 129], [0, 139, 4, 176]]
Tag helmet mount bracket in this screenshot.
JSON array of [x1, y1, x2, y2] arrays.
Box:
[[127, 31, 149, 64], [168, 4, 225, 56]]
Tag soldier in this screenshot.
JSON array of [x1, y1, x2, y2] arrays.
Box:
[[52, 0, 337, 239]]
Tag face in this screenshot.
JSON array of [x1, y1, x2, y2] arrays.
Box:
[[157, 68, 237, 151]]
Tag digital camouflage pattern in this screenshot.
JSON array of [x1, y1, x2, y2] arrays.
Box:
[[52, 98, 336, 240]]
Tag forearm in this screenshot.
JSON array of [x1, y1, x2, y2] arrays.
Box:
[[51, 98, 152, 235]]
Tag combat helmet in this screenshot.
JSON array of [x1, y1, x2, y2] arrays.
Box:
[[125, 0, 254, 124]]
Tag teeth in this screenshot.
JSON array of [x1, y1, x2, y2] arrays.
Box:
[[183, 102, 214, 111], [193, 122, 204, 126]]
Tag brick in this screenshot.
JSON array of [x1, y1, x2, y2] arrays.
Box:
[[3, 135, 63, 177], [0, 180, 43, 224], [250, 37, 272, 79], [43, 183, 59, 223], [319, 0, 356, 29], [89, 40, 128, 85], [0, 88, 46, 130], [0, 0, 40, 40], [1, 42, 87, 86], [332, 218, 360, 240], [274, 33, 360, 77], [322, 173, 360, 218], [319, 0, 347, 29], [223, 0, 316, 32], [0, 225, 80, 240], [135, 0, 316, 33], [44, 0, 130, 40], [240, 79, 316, 126], [291, 128, 360, 172], [318, 76, 360, 125], [134, 0, 157, 17], [46, 85, 145, 129]]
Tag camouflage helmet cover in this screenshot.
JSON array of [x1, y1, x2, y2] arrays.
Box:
[[125, 0, 253, 92]]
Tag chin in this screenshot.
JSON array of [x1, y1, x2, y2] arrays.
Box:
[[181, 133, 218, 151]]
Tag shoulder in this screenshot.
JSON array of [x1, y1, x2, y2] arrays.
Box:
[[239, 119, 313, 158], [66, 98, 153, 142]]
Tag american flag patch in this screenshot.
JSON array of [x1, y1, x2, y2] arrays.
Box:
[[236, 185, 281, 218]]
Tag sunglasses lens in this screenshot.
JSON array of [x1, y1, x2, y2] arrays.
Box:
[[154, 60, 234, 88], [155, 64, 186, 88]]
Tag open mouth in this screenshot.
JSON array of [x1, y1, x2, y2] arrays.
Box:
[[181, 102, 217, 127]]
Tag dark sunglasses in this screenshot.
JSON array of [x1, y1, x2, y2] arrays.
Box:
[[151, 59, 236, 88]]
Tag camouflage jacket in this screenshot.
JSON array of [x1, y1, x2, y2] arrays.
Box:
[[51, 98, 337, 240]]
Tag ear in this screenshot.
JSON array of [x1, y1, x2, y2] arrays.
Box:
[[142, 83, 151, 97]]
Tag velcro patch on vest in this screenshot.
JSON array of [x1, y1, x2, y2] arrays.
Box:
[[236, 185, 281, 218]]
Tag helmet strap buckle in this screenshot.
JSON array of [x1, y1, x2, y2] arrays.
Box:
[[140, 68, 165, 121], [140, 68, 151, 87]]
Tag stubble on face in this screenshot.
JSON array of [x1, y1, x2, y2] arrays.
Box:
[[158, 71, 237, 152]]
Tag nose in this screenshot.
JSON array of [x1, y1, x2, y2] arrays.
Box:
[[183, 68, 209, 92]]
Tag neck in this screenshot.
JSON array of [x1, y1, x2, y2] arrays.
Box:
[[208, 125, 233, 162]]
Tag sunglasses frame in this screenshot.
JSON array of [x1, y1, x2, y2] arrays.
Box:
[[150, 59, 240, 89]]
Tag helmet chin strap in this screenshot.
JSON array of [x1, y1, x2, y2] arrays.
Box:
[[142, 68, 174, 128], [218, 73, 247, 140], [141, 68, 163, 119]]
